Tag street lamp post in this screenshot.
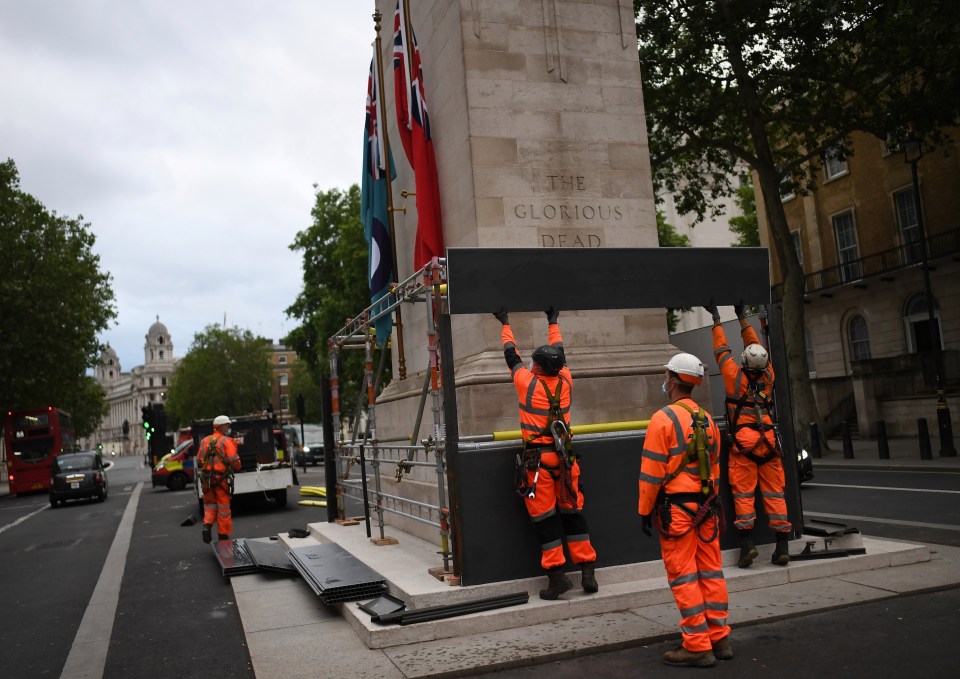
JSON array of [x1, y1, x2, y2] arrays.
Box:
[[903, 133, 956, 456]]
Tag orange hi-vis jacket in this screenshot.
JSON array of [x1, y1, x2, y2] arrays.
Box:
[[713, 324, 777, 456], [638, 398, 721, 517], [198, 431, 241, 482], [501, 323, 571, 447]]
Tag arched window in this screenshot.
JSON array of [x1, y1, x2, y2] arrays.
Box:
[[903, 293, 942, 353], [847, 315, 871, 361], [158, 336, 164, 345]]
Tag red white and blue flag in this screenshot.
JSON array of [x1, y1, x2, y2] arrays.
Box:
[[362, 51, 395, 347], [393, 0, 445, 271]]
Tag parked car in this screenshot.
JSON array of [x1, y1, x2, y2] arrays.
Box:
[[50, 451, 112, 507], [296, 442, 324, 466]]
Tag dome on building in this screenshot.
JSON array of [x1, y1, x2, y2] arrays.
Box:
[[148, 316, 169, 338], [100, 344, 119, 362]]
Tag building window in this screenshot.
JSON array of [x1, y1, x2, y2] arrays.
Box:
[[109, 370, 114, 378], [832, 211, 861, 281], [847, 314, 871, 362], [823, 144, 848, 181], [108, 359, 114, 366], [892, 187, 923, 264], [780, 177, 795, 202], [159, 350, 164, 360], [149, 377, 154, 387], [158, 336, 164, 345], [278, 356, 288, 364], [791, 230, 804, 270], [280, 394, 289, 411], [804, 327, 815, 374], [162, 377, 167, 386], [279, 373, 288, 386], [903, 293, 942, 353]]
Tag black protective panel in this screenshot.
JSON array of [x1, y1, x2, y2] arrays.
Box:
[[288, 543, 388, 605], [246, 538, 297, 574], [212, 538, 258, 577], [358, 594, 406, 618], [455, 429, 788, 586], [445, 247, 770, 314]]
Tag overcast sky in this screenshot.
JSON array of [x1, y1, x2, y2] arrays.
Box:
[[1, 1, 377, 371]]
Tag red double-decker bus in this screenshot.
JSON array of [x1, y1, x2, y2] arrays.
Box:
[[3, 407, 76, 495]]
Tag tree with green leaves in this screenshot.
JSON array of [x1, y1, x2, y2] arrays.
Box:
[[285, 185, 389, 428], [635, 0, 960, 447], [656, 211, 691, 332], [165, 325, 273, 426], [0, 158, 116, 436], [728, 175, 759, 248]]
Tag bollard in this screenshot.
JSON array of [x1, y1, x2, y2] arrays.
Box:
[[809, 422, 822, 459], [918, 418, 933, 460], [841, 420, 854, 459], [876, 420, 890, 459]]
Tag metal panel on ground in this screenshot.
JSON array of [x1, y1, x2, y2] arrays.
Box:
[[288, 543, 388, 605], [445, 247, 771, 314], [245, 538, 297, 574], [212, 538, 258, 577]]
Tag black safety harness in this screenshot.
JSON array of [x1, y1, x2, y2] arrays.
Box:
[[515, 376, 577, 501], [198, 435, 235, 495], [655, 402, 722, 543], [725, 369, 781, 465]]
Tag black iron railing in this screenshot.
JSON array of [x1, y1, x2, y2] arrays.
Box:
[[773, 227, 960, 300]]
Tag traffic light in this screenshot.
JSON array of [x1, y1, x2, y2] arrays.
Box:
[[97, 442, 103, 452], [153, 404, 167, 445], [141, 405, 154, 441]]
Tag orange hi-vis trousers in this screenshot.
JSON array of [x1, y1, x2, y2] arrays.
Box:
[[659, 503, 730, 652], [729, 452, 792, 534], [202, 482, 233, 538], [524, 452, 596, 570]]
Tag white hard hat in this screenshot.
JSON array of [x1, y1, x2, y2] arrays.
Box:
[[742, 343, 769, 370], [664, 353, 704, 385], [213, 415, 232, 427]]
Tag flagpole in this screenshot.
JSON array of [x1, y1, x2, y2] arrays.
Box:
[[373, 8, 407, 380]]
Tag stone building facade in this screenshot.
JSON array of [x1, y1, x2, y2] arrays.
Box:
[[755, 129, 960, 438], [85, 318, 177, 455]]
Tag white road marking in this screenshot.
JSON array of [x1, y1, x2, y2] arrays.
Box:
[[804, 510, 960, 532], [0, 504, 48, 535], [804, 482, 960, 494], [59, 482, 142, 679]]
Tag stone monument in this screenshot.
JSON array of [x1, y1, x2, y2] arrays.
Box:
[[372, 0, 676, 444]]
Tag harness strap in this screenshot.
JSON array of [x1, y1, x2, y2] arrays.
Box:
[[663, 401, 713, 498]]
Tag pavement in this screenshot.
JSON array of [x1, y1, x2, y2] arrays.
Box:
[[230, 437, 960, 679], [5, 438, 959, 678]]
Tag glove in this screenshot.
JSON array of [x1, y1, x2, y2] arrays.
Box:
[[703, 304, 720, 323], [641, 513, 653, 537], [493, 309, 509, 325], [734, 304, 746, 319], [545, 307, 559, 324]]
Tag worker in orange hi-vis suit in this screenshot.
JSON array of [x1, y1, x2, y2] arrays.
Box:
[[197, 415, 242, 543], [639, 352, 731, 668], [493, 306, 598, 601], [705, 303, 792, 569]]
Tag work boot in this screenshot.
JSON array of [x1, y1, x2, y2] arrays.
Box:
[[580, 562, 599, 594], [738, 530, 758, 568], [539, 569, 573, 600], [772, 533, 791, 566], [218, 534, 231, 542], [663, 646, 717, 668], [712, 636, 734, 660], [201, 524, 212, 544]]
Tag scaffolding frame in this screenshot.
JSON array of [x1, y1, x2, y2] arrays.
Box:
[[326, 257, 455, 575]]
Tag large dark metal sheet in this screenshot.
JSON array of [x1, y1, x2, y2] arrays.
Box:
[[455, 429, 789, 586], [445, 247, 770, 314], [245, 538, 297, 574], [212, 538, 258, 577], [288, 543, 387, 605]]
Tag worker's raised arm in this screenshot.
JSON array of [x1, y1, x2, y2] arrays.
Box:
[[493, 310, 523, 373], [545, 307, 563, 351]]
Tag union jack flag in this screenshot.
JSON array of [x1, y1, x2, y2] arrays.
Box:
[[393, 0, 444, 271]]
